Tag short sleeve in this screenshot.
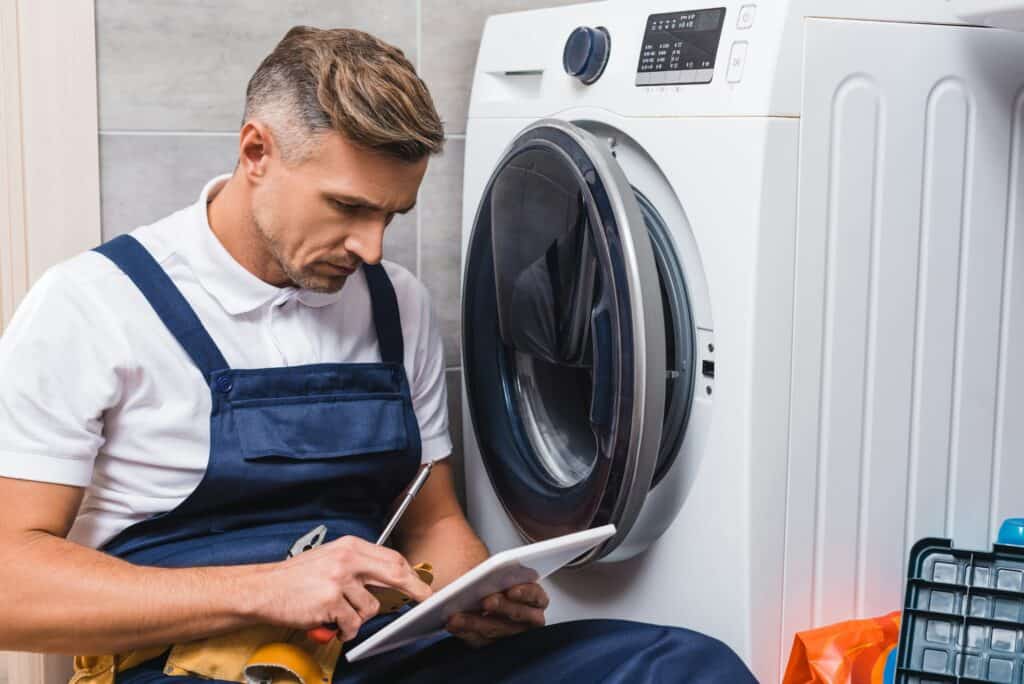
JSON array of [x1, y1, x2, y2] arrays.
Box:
[[0, 267, 125, 486], [407, 283, 453, 465]]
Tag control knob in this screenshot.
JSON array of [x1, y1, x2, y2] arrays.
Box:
[[562, 26, 611, 85]]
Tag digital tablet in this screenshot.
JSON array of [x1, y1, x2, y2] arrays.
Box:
[[345, 524, 617, 662]]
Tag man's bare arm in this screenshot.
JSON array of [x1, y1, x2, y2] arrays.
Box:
[[0, 476, 264, 654], [0, 475, 433, 654]]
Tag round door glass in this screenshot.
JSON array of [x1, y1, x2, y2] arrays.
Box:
[[463, 121, 667, 560], [486, 141, 605, 489]]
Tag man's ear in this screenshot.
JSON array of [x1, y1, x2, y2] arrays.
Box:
[[238, 120, 277, 182]]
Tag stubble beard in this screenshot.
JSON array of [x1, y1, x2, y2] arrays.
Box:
[[252, 213, 345, 294]]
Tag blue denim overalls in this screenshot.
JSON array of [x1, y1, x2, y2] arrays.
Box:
[[95, 234, 420, 571], [93, 235, 757, 684]]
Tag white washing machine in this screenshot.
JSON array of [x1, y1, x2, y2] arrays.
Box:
[[459, 2, 1024, 681]]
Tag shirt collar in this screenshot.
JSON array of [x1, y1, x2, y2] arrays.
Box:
[[183, 174, 347, 315]]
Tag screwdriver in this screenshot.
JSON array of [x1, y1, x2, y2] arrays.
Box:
[[307, 461, 435, 643]]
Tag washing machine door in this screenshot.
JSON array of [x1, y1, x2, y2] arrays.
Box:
[[463, 119, 667, 564]]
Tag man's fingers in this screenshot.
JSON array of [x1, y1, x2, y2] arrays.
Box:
[[481, 593, 545, 627], [447, 612, 531, 641], [356, 554, 432, 602], [504, 583, 549, 609], [447, 586, 547, 648], [447, 614, 498, 648], [341, 536, 416, 566], [330, 535, 414, 568], [446, 628, 491, 649], [344, 584, 382, 621], [325, 603, 363, 642], [337, 536, 430, 602]]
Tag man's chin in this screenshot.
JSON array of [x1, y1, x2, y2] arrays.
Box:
[[296, 274, 347, 294]]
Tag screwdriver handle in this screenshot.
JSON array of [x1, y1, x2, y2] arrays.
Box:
[[307, 624, 337, 643]]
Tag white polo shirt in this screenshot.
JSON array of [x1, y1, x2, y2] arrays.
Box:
[[0, 175, 452, 550]]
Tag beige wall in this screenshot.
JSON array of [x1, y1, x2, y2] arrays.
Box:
[[0, 0, 101, 331], [1, 2, 100, 681]]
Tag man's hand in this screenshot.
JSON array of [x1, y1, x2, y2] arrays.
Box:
[[251, 535, 433, 642], [445, 582, 548, 648]]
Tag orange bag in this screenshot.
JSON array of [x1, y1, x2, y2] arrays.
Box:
[[782, 611, 900, 684]]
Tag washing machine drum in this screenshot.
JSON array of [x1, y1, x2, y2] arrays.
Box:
[[463, 119, 697, 564]]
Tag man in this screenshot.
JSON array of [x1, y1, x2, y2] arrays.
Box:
[[0, 26, 755, 683]]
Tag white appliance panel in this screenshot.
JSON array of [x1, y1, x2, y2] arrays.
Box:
[[783, 18, 1024, 667]]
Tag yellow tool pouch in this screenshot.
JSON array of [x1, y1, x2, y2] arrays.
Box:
[[70, 563, 433, 683], [165, 625, 340, 683], [71, 648, 170, 684], [70, 628, 338, 684]]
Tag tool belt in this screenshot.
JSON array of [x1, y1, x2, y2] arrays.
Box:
[[70, 564, 433, 684]]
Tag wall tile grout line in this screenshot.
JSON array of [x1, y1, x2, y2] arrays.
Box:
[[102, 128, 440, 140], [100, 130, 239, 137]]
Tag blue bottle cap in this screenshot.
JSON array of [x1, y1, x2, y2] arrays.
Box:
[[883, 647, 898, 684], [997, 518, 1024, 546]]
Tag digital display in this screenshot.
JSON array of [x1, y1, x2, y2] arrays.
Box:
[[636, 7, 725, 86]]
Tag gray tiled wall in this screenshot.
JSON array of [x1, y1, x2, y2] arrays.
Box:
[[96, 0, 587, 504]]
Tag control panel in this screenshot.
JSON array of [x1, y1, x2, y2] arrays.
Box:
[[635, 7, 726, 86]]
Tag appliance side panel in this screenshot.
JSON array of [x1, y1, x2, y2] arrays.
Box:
[[746, 120, 801, 684], [785, 17, 1024, 657], [992, 93, 1024, 538]]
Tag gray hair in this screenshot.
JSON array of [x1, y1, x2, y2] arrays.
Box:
[[242, 26, 444, 163]]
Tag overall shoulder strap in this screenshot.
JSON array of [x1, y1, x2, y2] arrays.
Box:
[[362, 263, 404, 366], [94, 235, 229, 378]]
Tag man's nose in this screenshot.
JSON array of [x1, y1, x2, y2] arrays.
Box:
[[345, 220, 386, 265]]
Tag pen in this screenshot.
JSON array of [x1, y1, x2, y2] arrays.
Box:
[[307, 461, 435, 643]]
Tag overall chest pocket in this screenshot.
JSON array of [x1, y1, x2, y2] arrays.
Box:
[[233, 393, 409, 461]]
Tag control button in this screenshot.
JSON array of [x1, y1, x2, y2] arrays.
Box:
[[727, 41, 748, 83], [563, 26, 611, 85], [635, 72, 653, 86], [737, 4, 757, 30], [692, 68, 713, 84]]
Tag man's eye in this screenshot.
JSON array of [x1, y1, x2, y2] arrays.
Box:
[[333, 200, 359, 212]]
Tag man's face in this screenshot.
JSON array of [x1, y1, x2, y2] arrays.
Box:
[[250, 129, 427, 293]]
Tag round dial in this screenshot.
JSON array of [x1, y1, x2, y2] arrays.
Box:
[[562, 26, 611, 85]]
